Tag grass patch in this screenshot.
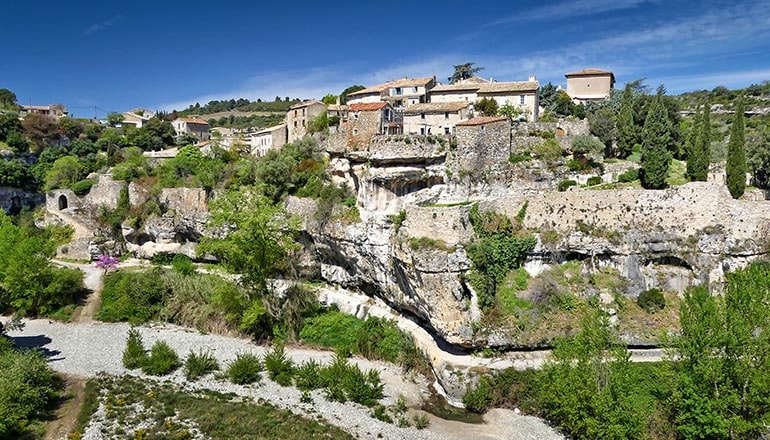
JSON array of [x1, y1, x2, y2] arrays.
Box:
[[626, 152, 641, 163], [226, 353, 263, 385], [78, 375, 354, 439], [184, 350, 219, 381], [497, 268, 533, 315], [665, 159, 687, 186], [409, 236, 453, 252]]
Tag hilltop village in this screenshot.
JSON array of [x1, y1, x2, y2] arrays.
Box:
[[2, 66, 770, 440]]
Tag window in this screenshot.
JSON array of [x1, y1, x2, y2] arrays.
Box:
[[353, 128, 359, 135], [444, 112, 449, 119], [294, 110, 297, 117], [353, 112, 359, 121], [302, 120, 305, 127], [413, 86, 418, 93], [294, 121, 297, 127], [520, 95, 525, 105], [420, 112, 425, 120], [395, 87, 402, 95], [444, 127, 450, 135], [302, 108, 306, 115], [420, 127, 425, 135]]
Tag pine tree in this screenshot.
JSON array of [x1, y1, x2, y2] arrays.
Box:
[[640, 88, 671, 189], [685, 104, 703, 181], [690, 99, 711, 181], [726, 96, 747, 199], [616, 84, 636, 159]]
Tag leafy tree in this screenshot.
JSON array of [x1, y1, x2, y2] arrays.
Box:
[[640, 87, 671, 189], [106, 112, 124, 127], [538, 82, 560, 112], [670, 262, 770, 439], [21, 114, 61, 151], [5, 131, 28, 153], [475, 97, 499, 117], [0, 113, 22, 142], [498, 103, 527, 121], [571, 135, 604, 162], [686, 100, 710, 181], [746, 126, 770, 188], [321, 94, 338, 105], [144, 116, 176, 147], [0, 88, 18, 110], [726, 96, 747, 198], [0, 159, 34, 188], [449, 62, 484, 83], [58, 117, 84, 141], [44, 156, 82, 190], [616, 84, 637, 158], [587, 107, 616, 156], [340, 85, 365, 105]]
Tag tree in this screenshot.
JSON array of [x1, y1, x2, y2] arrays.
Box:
[[746, 126, 770, 188], [639, 87, 671, 189], [685, 104, 703, 181], [670, 262, 770, 439], [449, 62, 484, 83], [106, 112, 124, 128], [539, 82, 560, 112], [44, 156, 82, 190], [726, 96, 747, 199], [0, 89, 17, 110], [687, 99, 711, 181], [340, 85, 365, 105], [21, 114, 60, 151], [144, 116, 176, 146], [321, 94, 338, 105], [498, 103, 527, 122], [587, 107, 616, 156], [616, 84, 637, 159], [475, 97, 498, 117], [0, 113, 22, 142]]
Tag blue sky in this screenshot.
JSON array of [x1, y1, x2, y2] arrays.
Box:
[[3, 0, 770, 117]]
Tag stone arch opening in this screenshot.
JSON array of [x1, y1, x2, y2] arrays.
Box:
[[58, 194, 68, 210]]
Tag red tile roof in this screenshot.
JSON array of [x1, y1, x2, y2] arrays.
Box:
[[349, 102, 389, 111], [455, 116, 508, 127]]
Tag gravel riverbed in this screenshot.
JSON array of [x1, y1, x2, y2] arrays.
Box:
[[9, 318, 564, 440]]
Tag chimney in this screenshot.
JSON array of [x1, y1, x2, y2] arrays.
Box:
[[529, 75, 537, 82]]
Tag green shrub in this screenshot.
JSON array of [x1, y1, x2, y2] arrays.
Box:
[[141, 340, 181, 376], [184, 350, 219, 381], [226, 353, 263, 385], [70, 179, 96, 196], [388, 210, 406, 232], [463, 378, 493, 413], [122, 327, 146, 370], [300, 311, 361, 353], [557, 179, 577, 192], [413, 413, 430, 429], [264, 345, 294, 386], [318, 353, 383, 407], [98, 270, 168, 324], [586, 176, 603, 186], [509, 151, 532, 164], [171, 254, 196, 276], [371, 404, 393, 423], [294, 359, 324, 391], [532, 139, 563, 162], [618, 168, 640, 183], [637, 288, 665, 313]]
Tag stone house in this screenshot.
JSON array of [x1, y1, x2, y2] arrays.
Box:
[[286, 100, 326, 143], [19, 104, 67, 119], [347, 102, 400, 146], [403, 102, 470, 135], [346, 77, 436, 110], [429, 77, 540, 121], [250, 123, 287, 157], [453, 116, 512, 170], [172, 118, 211, 141], [565, 68, 615, 104]]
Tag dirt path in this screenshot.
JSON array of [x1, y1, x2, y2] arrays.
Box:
[[44, 374, 86, 440], [52, 260, 104, 323]]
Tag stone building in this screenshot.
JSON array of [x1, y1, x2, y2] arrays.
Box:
[[286, 100, 326, 143], [429, 77, 540, 121], [428, 77, 489, 104], [250, 123, 287, 157], [172, 118, 211, 141], [346, 77, 436, 110], [19, 104, 67, 119], [403, 102, 470, 135], [565, 68, 615, 104], [452, 116, 511, 170], [347, 102, 400, 147]]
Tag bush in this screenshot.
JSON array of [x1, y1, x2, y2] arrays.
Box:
[[637, 288, 665, 313], [226, 353, 263, 385], [122, 327, 146, 370], [413, 414, 430, 429], [618, 168, 640, 183], [586, 176, 602, 186], [184, 350, 219, 381], [70, 178, 96, 196], [318, 353, 384, 406], [509, 151, 532, 164], [141, 340, 180, 376], [294, 359, 324, 391], [463, 378, 493, 413], [264, 345, 294, 386], [98, 270, 168, 324], [171, 254, 196, 276], [532, 139, 563, 162], [557, 179, 577, 192]]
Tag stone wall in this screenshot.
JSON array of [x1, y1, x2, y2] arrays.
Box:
[[450, 119, 510, 171], [46, 189, 82, 212], [347, 110, 382, 148], [513, 119, 590, 137], [84, 174, 126, 209], [349, 135, 446, 164], [403, 205, 475, 245], [160, 188, 208, 213]]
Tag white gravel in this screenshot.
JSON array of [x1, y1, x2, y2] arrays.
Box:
[[9, 318, 564, 440]]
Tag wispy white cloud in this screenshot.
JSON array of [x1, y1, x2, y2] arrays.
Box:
[[83, 16, 121, 36], [655, 68, 770, 92], [486, 0, 654, 26]]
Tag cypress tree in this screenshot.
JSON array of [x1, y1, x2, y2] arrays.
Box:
[[616, 84, 636, 159], [689, 99, 711, 181], [640, 88, 671, 189], [685, 104, 702, 181], [726, 96, 747, 199]]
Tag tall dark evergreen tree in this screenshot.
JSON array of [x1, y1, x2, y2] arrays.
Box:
[[685, 104, 703, 181], [616, 84, 636, 159], [688, 99, 711, 181], [640, 87, 671, 189], [726, 96, 747, 199]]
